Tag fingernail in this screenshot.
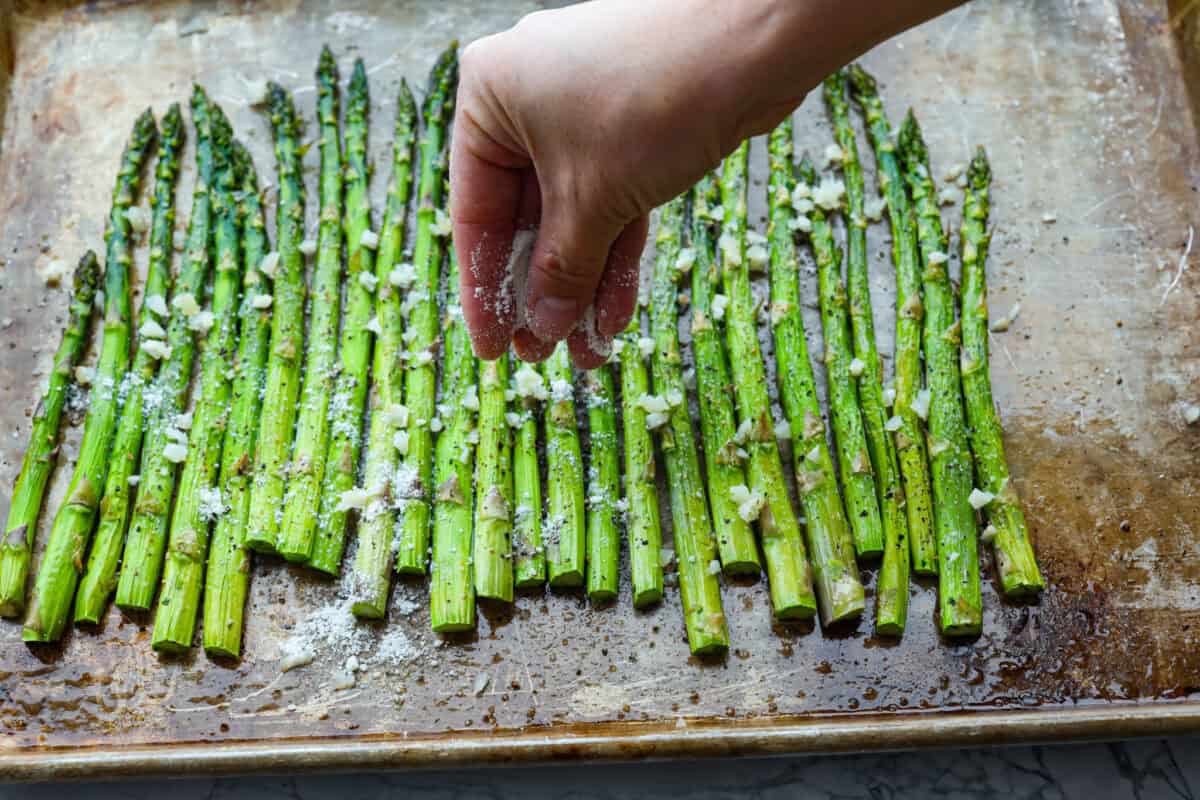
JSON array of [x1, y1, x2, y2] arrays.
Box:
[[529, 295, 579, 342]]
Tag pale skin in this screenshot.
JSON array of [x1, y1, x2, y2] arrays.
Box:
[[451, 0, 961, 367]]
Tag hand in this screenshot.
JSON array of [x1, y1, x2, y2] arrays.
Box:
[[450, 0, 960, 366]]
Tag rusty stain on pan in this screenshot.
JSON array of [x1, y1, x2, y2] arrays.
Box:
[[0, 0, 1198, 781]]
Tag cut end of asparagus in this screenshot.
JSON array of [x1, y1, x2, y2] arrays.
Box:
[[548, 570, 584, 590], [632, 587, 664, 610], [150, 636, 191, 656]]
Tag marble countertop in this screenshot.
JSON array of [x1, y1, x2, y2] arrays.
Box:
[[5, 738, 1197, 798]]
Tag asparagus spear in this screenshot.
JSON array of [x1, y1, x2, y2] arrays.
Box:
[[847, 65, 938, 578], [309, 60, 378, 574], [276, 47, 345, 562], [243, 83, 307, 554], [616, 320, 663, 607], [584, 364, 620, 603], [473, 354, 514, 603], [73, 103, 184, 625], [651, 196, 728, 655], [823, 71, 912, 633], [21, 110, 153, 641], [768, 126, 865, 627], [541, 343, 586, 588], [395, 44, 458, 575], [0, 251, 100, 618], [511, 362, 547, 588], [689, 174, 761, 575], [114, 88, 216, 613], [719, 142, 817, 620], [344, 80, 418, 614], [430, 242, 477, 632], [896, 111, 982, 636], [202, 144, 273, 657], [151, 108, 244, 652], [959, 148, 1044, 597]]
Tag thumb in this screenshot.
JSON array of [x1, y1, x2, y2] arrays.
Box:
[[524, 198, 625, 343]]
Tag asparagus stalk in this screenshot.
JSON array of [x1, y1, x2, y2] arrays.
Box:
[[473, 354, 514, 602], [151, 108, 244, 652], [202, 143, 273, 657], [896, 111, 982, 636], [430, 242, 477, 632], [823, 71, 912, 632], [21, 110, 153, 641], [959, 148, 1044, 596], [73, 103, 184, 625], [616, 321, 663, 607], [243, 83, 307, 554], [768, 126, 866, 626], [541, 343, 586, 588], [345, 80, 418, 615], [719, 142, 817, 620], [847, 65, 938, 577], [395, 44, 458, 575], [114, 88, 216, 613], [276, 47, 345, 562], [0, 251, 100, 618], [511, 362, 547, 588], [584, 364, 620, 603], [688, 174, 761, 575], [651, 196, 728, 655]]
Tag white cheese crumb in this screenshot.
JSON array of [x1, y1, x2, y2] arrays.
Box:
[[675, 247, 696, 274], [337, 486, 376, 512], [360, 230, 380, 250], [143, 340, 172, 360], [258, 251, 280, 279], [848, 357, 865, 377], [73, 366, 95, 386], [926, 251, 949, 266], [165, 427, 188, 445], [389, 263, 417, 289], [359, 271, 379, 292], [746, 244, 769, 272], [172, 292, 201, 317], [198, 487, 227, 521], [911, 388, 932, 420], [124, 206, 151, 233], [139, 319, 166, 340], [38, 259, 70, 286], [145, 294, 169, 317], [884, 415, 903, 432], [299, 238, 318, 256], [188, 310, 215, 334], [280, 646, 315, 673], [968, 488, 996, 510], [432, 209, 452, 237], [719, 232, 741, 267], [251, 294, 274, 310], [711, 294, 729, 321], [729, 484, 766, 522], [813, 177, 846, 211], [162, 442, 188, 463], [638, 336, 655, 359]]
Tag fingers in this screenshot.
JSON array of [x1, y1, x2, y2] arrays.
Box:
[[567, 323, 611, 370], [450, 84, 530, 361], [524, 197, 624, 344], [594, 214, 649, 338], [513, 327, 555, 363]]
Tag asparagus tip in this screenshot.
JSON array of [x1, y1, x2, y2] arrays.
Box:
[[968, 146, 992, 189]]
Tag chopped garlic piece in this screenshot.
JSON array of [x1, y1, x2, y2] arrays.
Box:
[[746, 244, 769, 272], [911, 388, 932, 420], [675, 247, 696, 274], [251, 294, 273, 310], [788, 215, 813, 234], [505, 411, 522, 428], [299, 238, 318, 256], [882, 386, 896, 407], [884, 415, 903, 432], [258, 251, 280, 279], [365, 316, 383, 335], [73, 366, 95, 386], [774, 419, 792, 440], [734, 417, 753, 444], [145, 294, 169, 317], [164, 427, 188, 445], [37, 259, 70, 286], [864, 197, 886, 222], [139, 319, 166, 340], [172, 293, 201, 317], [162, 442, 188, 463], [393, 429, 410, 455], [359, 272, 379, 292], [360, 230, 379, 250], [711, 294, 729, 321], [981, 524, 998, 544], [125, 206, 151, 233], [938, 187, 960, 206], [185, 312, 214, 337], [644, 411, 669, 430], [1185, 404, 1200, 425], [143, 340, 172, 360], [175, 411, 194, 430], [389, 263, 417, 288], [337, 486, 374, 512], [637, 394, 670, 415], [926, 251, 949, 266], [638, 336, 655, 359], [968, 488, 995, 510], [706, 559, 722, 576], [729, 484, 766, 522], [432, 209, 452, 237], [665, 389, 684, 408], [461, 385, 480, 411], [813, 177, 846, 210], [990, 302, 1021, 333], [848, 357, 865, 377]]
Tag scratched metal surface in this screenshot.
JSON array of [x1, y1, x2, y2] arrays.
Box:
[[0, 0, 1197, 780]]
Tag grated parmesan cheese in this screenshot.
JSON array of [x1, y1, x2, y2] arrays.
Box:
[[513, 364, 547, 401]]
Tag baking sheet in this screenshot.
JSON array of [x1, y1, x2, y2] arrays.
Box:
[[0, 0, 1198, 782]]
